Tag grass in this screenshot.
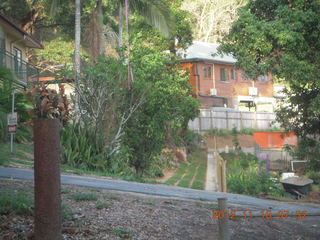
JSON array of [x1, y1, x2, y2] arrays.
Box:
[[70, 193, 98, 201], [0, 143, 33, 166], [205, 127, 283, 137], [178, 163, 197, 188], [0, 190, 33, 215], [165, 148, 207, 190], [165, 162, 188, 185], [113, 228, 132, 239], [61, 204, 74, 220], [103, 193, 121, 201], [96, 202, 112, 209]]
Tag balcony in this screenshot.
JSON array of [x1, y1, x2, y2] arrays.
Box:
[[0, 50, 39, 87]]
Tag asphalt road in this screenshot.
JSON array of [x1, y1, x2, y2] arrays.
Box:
[[1, 167, 320, 216]]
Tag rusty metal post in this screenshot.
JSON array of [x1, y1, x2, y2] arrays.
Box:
[[34, 119, 62, 240], [218, 198, 230, 240]]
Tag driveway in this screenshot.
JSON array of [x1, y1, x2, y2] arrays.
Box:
[[1, 167, 319, 216]]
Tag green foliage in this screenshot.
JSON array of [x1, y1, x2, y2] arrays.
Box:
[[61, 204, 74, 221], [60, 122, 107, 171], [123, 42, 200, 176], [0, 67, 32, 143], [70, 193, 98, 201], [284, 138, 320, 171], [220, 0, 320, 159], [103, 194, 121, 201], [181, 129, 203, 153], [306, 170, 320, 184], [222, 151, 284, 197], [113, 228, 132, 239], [96, 202, 112, 210], [0, 191, 33, 215]]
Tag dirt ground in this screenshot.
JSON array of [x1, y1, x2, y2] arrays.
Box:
[[1, 179, 320, 240], [206, 134, 255, 149]]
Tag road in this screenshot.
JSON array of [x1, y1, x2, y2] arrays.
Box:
[[1, 167, 320, 216]]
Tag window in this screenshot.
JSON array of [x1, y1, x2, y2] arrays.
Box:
[[258, 75, 268, 82], [13, 47, 22, 77], [203, 65, 212, 78], [0, 27, 5, 67], [241, 71, 251, 81], [231, 69, 237, 80], [220, 68, 229, 81]]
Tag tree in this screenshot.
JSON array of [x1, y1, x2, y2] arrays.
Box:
[[123, 40, 200, 175], [220, 0, 320, 168], [181, 0, 246, 43]]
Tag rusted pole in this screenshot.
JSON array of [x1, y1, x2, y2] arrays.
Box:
[[218, 198, 230, 240], [34, 119, 62, 240]]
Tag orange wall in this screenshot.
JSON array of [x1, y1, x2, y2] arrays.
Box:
[[253, 132, 298, 149]]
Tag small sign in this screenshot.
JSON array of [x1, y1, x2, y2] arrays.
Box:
[[8, 125, 17, 133], [7, 112, 18, 126]]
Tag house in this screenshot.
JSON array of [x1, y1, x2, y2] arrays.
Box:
[[179, 41, 283, 112], [0, 13, 43, 88]]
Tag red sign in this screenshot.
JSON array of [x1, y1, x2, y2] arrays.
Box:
[[8, 125, 17, 133]]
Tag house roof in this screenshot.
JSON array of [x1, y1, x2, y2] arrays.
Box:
[[0, 13, 43, 49], [178, 41, 236, 64]]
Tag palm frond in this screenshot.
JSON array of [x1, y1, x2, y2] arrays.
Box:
[[129, 0, 175, 38]]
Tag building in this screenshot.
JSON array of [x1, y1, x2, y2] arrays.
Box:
[[179, 41, 284, 112], [0, 13, 43, 88]]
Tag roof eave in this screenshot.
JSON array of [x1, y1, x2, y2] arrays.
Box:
[[0, 14, 43, 49], [179, 58, 236, 65]]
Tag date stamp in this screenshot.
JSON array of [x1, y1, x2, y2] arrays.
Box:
[[211, 210, 308, 220]]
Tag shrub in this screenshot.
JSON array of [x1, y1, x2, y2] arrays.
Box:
[[70, 193, 98, 201], [0, 191, 33, 215], [223, 150, 284, 197]]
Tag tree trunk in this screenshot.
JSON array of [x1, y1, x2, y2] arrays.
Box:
[[75, 0, 81, 82], [97, 0, 105, 56], [34, 119, 62, 240], [119, 0, 123, 49]]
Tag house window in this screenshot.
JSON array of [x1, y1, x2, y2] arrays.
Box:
[[0, 27, 5, 67], [203, 65, 212, 78], [241, 71, 251, 81], [13, 47, 22, 77], [258, 75, 268, 81], [220, 68, 229, 81], [231, 69, 237, 80]]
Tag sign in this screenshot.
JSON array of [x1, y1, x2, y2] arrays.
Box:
[[8, 125, 17, 133], [7, 112, 18, 126]]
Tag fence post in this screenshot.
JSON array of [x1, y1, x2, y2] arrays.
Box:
[[218, 198, 230, 240], [226, 111, 229, 130], [210, 109, 213, 129]]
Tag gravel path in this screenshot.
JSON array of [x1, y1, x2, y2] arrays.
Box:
[[1, 167, 320, 215]]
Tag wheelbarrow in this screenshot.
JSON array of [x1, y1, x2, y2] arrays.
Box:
[[280, 177, 313, 199]]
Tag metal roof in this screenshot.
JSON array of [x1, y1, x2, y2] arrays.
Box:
[[178, 41, 236, 64]]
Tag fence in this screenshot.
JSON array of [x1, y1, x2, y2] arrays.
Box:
[[189, 109, 279, 131]]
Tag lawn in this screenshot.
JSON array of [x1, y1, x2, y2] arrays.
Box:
[[0, 143, 34, 167], [165, 149, 207, 190]]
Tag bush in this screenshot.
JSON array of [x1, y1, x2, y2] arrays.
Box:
[[223, 150, 284, 197], [306, 170, 320, 184], [60, 122, 107, 171]]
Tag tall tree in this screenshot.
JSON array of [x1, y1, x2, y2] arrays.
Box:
[[220, 0, 320, 137], [181, 0, 246, 43]]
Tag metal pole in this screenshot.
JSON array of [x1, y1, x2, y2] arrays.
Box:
[[10, 92, 15, 153], [218, 198, 230, 240]]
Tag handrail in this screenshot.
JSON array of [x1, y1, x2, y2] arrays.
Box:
[[0, 49, 39, 86]]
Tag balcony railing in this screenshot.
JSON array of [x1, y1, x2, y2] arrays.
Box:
[[0, 50, 39, 87]]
